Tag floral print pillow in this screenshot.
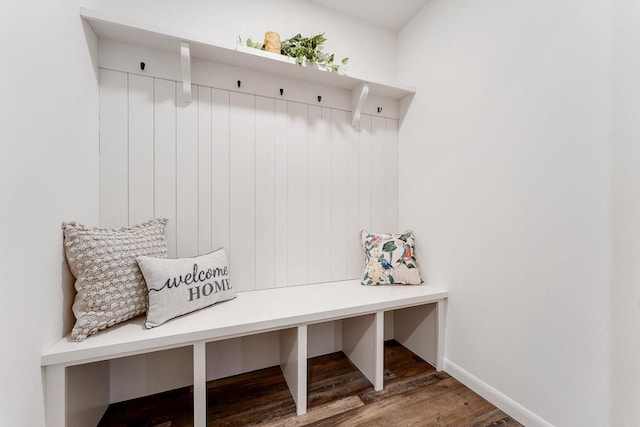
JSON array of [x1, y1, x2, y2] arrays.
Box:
[[361, 230, 422, 285]]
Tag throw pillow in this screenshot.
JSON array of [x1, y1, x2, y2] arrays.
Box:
[[62, 218, 168, 341], [361, 230, 423, 285], [137, 248, 236, 328]]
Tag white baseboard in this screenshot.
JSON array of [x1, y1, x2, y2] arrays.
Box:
[[444, 359, 554, 427]]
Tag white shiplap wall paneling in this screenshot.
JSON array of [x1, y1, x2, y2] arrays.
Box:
[[385, 119, 399, 233], [307, 106, 323, 285], [287, 102, 309, 287], [128, 74, 155, 226], [346, 120, 361, 279], [320, 107, 333, 283], [154, 78, 178, 258], [357, 115, 374, 281], [330, 109, 348, 281], [176, 84, 199, 258], [358, 115, 373, 235], [274, 99, 289, 288], [211, 89, 231, 255], [99, 69, 128, 228], [255, 96, 276, 290], [229, 92, 257, 292], [371, 116, 387, 234], [198, 86, 213, 254], [98, 72, 399, 289]]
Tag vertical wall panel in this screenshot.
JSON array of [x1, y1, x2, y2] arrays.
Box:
[[176, 84, 199, 257], [287, 102, 308, 286], [128, 74, 155, 226], [371, 116, 387, 233], [320, 107, 333, 282], [359, 115, 373, 236], [154, 79, 177, 258], [274, 100, 288, 287], [212, 89, 230, 253], [99, 75, 399, 289], [331, 109, 348, 280], [255, 96, 276, 290], [346, 123, 360, 279], [307, 106, 323, 284], [229, 92, 256, 291], [198, 86, 213, 254], [99, 69, 128, 228], [385, 119, 399, 233]]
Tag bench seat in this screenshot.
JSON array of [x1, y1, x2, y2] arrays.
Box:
[[42, 279, 448, 426]]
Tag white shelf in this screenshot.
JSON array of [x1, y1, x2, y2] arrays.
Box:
[[80, 7, 416, 100]]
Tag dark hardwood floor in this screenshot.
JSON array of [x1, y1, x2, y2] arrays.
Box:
[[99, 341, 522, 427]]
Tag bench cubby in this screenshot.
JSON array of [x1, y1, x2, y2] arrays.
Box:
[[42, 280, 447, 426]]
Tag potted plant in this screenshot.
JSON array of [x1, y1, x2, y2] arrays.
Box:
[[239, 32, 348, 73]]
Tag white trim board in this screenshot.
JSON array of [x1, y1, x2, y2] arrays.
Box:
[[444, 359, 554, 427], [97, 38, 402, 119]]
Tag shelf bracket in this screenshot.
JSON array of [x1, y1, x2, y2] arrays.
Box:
[[180, 41, 191, 104], [351, 83, 369, 129]]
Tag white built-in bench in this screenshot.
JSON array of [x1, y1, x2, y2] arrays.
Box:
[[41, 280, 448, 427]]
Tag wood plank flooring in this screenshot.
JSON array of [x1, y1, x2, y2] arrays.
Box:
[[98, 341, 522, 427]]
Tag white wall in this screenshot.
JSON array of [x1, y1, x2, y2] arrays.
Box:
[[2, 1, 625, 425], [80, 0, 397, 83], [397, 1, 611, 426], [611, 0, 640, 425], [0, 1, 99, 426]]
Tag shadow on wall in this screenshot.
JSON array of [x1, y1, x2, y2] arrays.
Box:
[[398, 93, 415, 127], [61, 236, 75, 336], [82, 18, 99, 81]]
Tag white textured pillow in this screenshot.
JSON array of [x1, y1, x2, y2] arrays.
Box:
[[62, 218, 168, 341], [138, 248, 236, 328]]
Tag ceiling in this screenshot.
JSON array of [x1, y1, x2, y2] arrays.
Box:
[[307, 0, 429, 30]]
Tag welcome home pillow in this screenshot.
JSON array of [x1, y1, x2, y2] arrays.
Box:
[[62, 218, 168, 341], [361, 230, 423, 285], [137, 248, 236, 328]]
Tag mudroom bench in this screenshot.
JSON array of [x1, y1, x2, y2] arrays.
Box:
[[41, 279, 448, 427]]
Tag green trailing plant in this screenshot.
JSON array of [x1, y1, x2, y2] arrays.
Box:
[[239, 33, 348, 73], [238, 36, 263, 50], [280, 33, 348, 72]]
